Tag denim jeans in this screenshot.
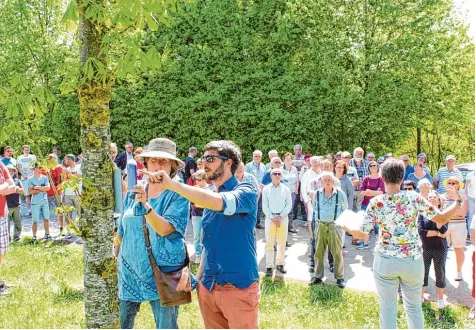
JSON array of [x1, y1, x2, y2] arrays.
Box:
[[373, 253, 424, 329], [191, 216, 203, 258], [119, 299, 179, 329]]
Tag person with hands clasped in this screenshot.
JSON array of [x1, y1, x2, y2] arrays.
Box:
[[262, 168, 293, 277], [113, 138, 190, 329], [418, 190, 448, 309], [344, 159, 465, 329], [143, 140, 259, 329]]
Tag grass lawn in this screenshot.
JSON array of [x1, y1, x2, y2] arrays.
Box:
[[0, 242, 473, 329]]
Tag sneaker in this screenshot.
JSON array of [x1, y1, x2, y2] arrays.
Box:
[[356, 243, 369, 250], [45, 234, 53, 241], [454, 272, 463, 281], [469, 305, 475, 320], [65, 232, 72, 239], [438, 299, 445, 309], [32, 236, 37, 243]]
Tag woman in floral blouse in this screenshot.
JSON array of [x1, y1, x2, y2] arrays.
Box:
[[344, 158, 463, 329]]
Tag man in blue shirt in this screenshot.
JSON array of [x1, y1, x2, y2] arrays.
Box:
[[147, 140, 259, 329], [309, 171, 348, 288]]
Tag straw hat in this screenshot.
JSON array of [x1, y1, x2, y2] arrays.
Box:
[[443, 175, 464, 190], [135, 138, 184, 167], [6, 164, 17, 172]]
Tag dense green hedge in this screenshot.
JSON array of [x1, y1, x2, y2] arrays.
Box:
[[40, 0, 474, 164]]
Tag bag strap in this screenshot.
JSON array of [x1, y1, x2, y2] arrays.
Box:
[[142, 216, 190, 270], [317, 189, 339, 221], [334, 191, 339, 221]]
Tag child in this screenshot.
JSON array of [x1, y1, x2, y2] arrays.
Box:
[[28, 162, 52, 242]]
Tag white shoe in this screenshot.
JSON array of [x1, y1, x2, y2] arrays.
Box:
[[438, 299, 445, 309], [454, 272, 463, 281]]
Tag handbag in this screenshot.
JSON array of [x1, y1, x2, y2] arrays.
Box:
[[142, 216, 192, 307]]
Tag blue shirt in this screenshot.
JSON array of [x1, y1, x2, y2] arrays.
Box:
[[201, 176, 259, 291], [240, 172, 259, 193], [407, 172, 433, 192], [28, 175, 49, 205], [262, 182, 292, 219], [311, 187, 348, 222], [404, 165, 415, 180], [117, 190, 189, 302], [245, 161, 266, 183]]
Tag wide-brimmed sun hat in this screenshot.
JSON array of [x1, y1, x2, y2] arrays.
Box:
[[135, 138, 184, 167], [443, 175, 464, 190], [6, 164, 17, 172]]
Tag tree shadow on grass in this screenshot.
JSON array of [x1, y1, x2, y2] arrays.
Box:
[[423, 303, 460, 329], [309, 285, 344, 307], [53, 285, 84, 304]]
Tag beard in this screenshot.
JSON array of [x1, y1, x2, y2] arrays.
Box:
[[208, 162, 226, 181]]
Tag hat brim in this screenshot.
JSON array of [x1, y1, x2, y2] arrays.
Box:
[[443, 178, 464, 189], [136, 151, 184, 167]]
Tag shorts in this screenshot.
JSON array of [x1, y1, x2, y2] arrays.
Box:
[[48, 194, 61, 208], [0, 216, 9, 254], [21, 180, 30, 196], [31, 204, 50, 223], [63, 194, 81, 217], [447, 222, 467, 248]]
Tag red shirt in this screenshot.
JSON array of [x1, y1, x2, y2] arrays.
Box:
[[0, 163, 12, 217], [42, 166, 63, 196]]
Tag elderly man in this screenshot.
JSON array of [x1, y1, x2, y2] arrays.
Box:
[[349, 148, 368, 212], [292, 144, 306, 171], [309, 172, 348, 288], [400, 154, 414, 180], [366, 152, 376, 163], [265, 150, 278, 170], [245, 150, 267, 229], [114, 141, 134, 171], [262, 168, 292, 276], [434, 155, 463, 194]]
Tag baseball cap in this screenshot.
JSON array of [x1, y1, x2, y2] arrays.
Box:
[[445, 155, 456, 161]]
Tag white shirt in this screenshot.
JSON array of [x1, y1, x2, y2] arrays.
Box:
[[466, 171, 475, 199], [300, 169, 320, 203], [262, 182, 292, 219], [64, 164, 82, 195]]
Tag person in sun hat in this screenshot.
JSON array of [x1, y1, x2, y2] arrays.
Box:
[[433, 155, 463, 194], [441, 175, 468, 282], [114, 137, 190, 329]]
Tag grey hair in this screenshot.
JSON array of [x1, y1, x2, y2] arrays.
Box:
[[320, 171, 335, 180], [381, 159, 404, 185], [417, 178, 432, 188]]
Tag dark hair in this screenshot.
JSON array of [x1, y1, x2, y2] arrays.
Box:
[[367, 160, 379, 172], [403, 180, 416, 189], [204, 140, 241, 174], [381, 159, 404, 185], [334, 160, 348, 175]]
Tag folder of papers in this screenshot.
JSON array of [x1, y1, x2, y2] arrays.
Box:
[[335, 210, 365, 231]]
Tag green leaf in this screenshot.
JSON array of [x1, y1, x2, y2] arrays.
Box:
[[62, 0, 79, 32]]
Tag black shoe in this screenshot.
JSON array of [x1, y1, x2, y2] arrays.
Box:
[[308, 267, 315, 273], [288, 228, 298, 233], [330, 266, 334, 273], [309, 277, 323, 285], [274, 245, 277, 251], [256, 224, 264, 230], [276, 265, 287, 274], [336, 279, 345, 288], [265, 268, 273, 277], [286, 241, 291, 247]]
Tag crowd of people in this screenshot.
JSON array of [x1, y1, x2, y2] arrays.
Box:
[[0, 140, 474, 328]]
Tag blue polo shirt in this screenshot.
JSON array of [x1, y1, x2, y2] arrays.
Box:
[[201, 175, 259, 291]]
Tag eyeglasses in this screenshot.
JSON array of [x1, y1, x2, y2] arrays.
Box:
[[404, 187, 414, 191], [202, 155, 228, 163], [272, 173, 282, 176], [369, 164, 378, 168]]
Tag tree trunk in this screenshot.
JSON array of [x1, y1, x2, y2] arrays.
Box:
[[78, 1, 119, 328], [416, 127, 421, 156]]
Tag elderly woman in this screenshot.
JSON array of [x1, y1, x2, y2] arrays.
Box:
[[282, 152, 299, 233], [441, 176, 468, 282], [344, 159, 462, 329], [417, 178, 432, 200], [418, 190, 448, 309], [407, 161, 433, 192], [114, 138, 190, 329]]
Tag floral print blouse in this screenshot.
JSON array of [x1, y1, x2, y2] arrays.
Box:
[[360, 191, 438, 258]]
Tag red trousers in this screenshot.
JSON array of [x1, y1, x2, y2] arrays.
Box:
[[197, 281, 260, 329]]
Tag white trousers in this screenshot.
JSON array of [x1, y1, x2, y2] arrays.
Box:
[[265, 217, 289, 268]]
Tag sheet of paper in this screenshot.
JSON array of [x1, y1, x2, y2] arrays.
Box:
[[335, 209, 365, 231]]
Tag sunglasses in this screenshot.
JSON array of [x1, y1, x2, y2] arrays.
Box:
[[404, 187, 414, 191], [201, 155, 228, 163], [447, 182, 458, 186], [369, 164, 378, 168], [272, 173, 282, 176]]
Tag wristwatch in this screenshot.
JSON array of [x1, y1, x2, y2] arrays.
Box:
[[456, 199, 463, 205]]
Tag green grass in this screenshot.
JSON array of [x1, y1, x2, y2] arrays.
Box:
[[0, 243, 473, 329]]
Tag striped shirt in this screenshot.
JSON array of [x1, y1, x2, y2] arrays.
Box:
[[245, 161, 267, 184], [434, 167, 463, 194], [349, 159, 369, 191]]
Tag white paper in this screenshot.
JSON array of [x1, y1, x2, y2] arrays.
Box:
[[335, 209, 365, 231]]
